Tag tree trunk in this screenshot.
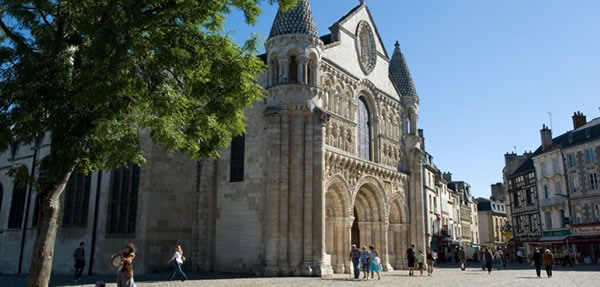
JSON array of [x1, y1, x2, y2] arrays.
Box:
[[26, 169, 74, 287]]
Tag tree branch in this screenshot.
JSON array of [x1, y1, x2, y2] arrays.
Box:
[[0, 16, 30, 52]]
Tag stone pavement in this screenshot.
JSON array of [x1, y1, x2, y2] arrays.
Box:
[[2, 263, 599, 287]]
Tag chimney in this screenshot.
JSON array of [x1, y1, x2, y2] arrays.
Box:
[[540, 124, 553, 151], [572, 111, 587, 129], [442, 172, 452, 182]]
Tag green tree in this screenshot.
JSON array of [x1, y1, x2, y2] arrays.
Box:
[[0, 0, 298, 286]]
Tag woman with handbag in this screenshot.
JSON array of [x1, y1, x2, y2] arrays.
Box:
[[368, 245, 381, 280], [168, 245, 188, 282]]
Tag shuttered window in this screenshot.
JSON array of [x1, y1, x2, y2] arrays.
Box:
[[107, 165, 140, 235]]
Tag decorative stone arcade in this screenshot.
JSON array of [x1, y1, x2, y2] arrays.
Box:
[[324, 163, 410, 274]]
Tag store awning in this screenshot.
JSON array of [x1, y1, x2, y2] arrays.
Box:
[[533, 235, 569, 245], [567, 235, 600, 244]]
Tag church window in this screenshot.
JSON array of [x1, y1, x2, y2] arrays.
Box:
[[106, 164, 140, 235], [63, 172, 92, 227], [230, 135, 245, 182], [8, 177, 27, 229], [357, 97, 371, 160], [289, 56, 298, 84], [0, 184, 3, 223]]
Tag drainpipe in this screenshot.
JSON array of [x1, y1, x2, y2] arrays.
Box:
[[17, 143, 39, 274], [88, 170, 103, 275]]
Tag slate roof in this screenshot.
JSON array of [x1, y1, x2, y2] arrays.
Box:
[[510, 116, 600, 177], [268, 0, 319, 39], [389, 41, 418, 98]]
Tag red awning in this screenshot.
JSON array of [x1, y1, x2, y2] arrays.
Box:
[[567, 236, 600, 244]]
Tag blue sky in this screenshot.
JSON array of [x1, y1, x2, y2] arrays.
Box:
[[225, 0, 600, 198]]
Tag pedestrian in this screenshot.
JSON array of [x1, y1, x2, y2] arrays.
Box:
[[115, 244, 137, 287], [349, 244, 361, 280], [416, 250, 425, 276], [484, 248, 494, 274], [517, 249, 524, 264], [406, 244, 416, 276], [168, 245, 188, 282], [426, 247, 435, 276], [532, 248, 543, 278], [73, 242, 86, 282], [480, 248, 486, 270], [360, 246, 370, 280], [495, 248, 503, 270], [368, 245, 381, 280], [543, 249, 555, 278], [458, 247, 467, 271], [110, 242, 137, 270], [563, 249, 573, 267]]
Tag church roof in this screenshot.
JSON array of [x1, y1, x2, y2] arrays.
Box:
[[268, 0, 319, 39], [389, 41, 418, 98]]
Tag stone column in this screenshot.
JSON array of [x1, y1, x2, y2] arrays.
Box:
[[279, 59, 289, 84], [301, 112, 314, 276], [382, 221, 393, 271], [334, 217, 346, 273], [313, 110, 332, 277], [289, 109, 305, 275], [263, 110, 281, 275], [297, 56, 308, 84], [278, 109, 291, 275], [344, 216, 355, 273]]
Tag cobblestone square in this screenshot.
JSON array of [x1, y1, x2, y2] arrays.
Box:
[[2, 263, 599, 287]]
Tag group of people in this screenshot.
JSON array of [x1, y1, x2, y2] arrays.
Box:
[[349, 244, 382, 280], [406, 244, 436, 276], [72, 242, 188, 286]]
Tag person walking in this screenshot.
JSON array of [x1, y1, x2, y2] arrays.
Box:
[[426, 247, 435, 276], [458, 247, 467, 271], [563, 249, 573, 267], [416, 250, 425, 276], [168, 245, 188, 282], [484, 248, 494, 274], [406, 244, 416, 276], [543, 249, 555, 278], [360, 246, 370, 280], [115, 244, 137, 287], [532, 248, 543, 278], [495, 248, 504, 270], [349, 244, 361, 280], [480, 248, 486, 270], [369, 245, 381, 280], [517, 249, 524, 264], [73, 242, 86, 282]]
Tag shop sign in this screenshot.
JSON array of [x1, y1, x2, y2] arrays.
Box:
[[542, 230, 571, 237], [572, 225, 600, 235]]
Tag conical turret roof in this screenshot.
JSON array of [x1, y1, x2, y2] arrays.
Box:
[[389, 41, 418, 98], [268, 0, 319, 39]]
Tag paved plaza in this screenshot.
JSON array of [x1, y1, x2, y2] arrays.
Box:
[[2, 263, 599, 287]]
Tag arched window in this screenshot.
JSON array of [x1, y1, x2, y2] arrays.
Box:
[[357, 97, 371, 160], [289, 56, 298, 84], [8, 178, 27, 229], [0, 184, 3, 220]]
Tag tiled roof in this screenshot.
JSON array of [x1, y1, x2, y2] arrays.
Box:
[[268, 0, 318, 39], [510, 156, 534, 177], [389, 41, 417, 98]]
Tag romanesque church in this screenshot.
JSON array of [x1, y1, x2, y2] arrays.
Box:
[[0, 1, 427, 277]]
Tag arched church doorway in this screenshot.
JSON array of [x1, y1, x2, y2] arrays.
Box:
[[353, 183, 386, 265]]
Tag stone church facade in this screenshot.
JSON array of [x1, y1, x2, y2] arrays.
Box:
[[194, 1, 426, 276], [0, 1, 427, 277]]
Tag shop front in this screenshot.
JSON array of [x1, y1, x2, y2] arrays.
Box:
[[532, 230, 571, 262], [569, 223, 600, 264]]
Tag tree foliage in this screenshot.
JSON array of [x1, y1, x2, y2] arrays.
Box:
[[0, 0, 298, 285]]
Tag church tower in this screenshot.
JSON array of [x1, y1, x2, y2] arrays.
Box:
[[262, 0, 330, 277]]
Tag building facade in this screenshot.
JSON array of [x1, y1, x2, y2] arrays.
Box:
[[476, 197, 508, 248]]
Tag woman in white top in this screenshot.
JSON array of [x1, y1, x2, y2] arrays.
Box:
[[168, 245, 188, 281]]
